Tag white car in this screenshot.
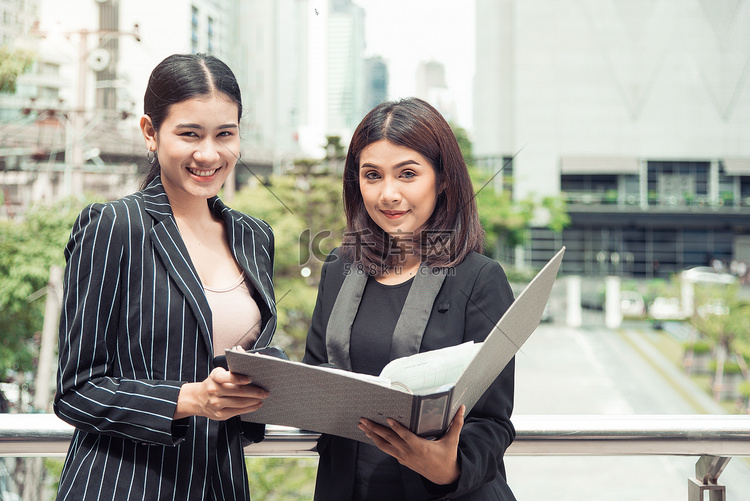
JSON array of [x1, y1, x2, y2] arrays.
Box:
[[649, 297, 685, 320], [620, 291, 645, 317], [680, 266, 737, 285]]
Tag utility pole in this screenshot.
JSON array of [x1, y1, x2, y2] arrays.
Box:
[[30, 23, 140, 197]]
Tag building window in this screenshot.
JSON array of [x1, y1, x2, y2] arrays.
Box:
[[191, 5, 199, 54], [560, 174, 618, 204], [207, 16, 214, 55], [648, 160, 709, 206]]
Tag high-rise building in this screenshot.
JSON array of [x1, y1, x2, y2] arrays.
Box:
[[415, 60, 457, 123], [327, 0, 365, 136], [237, 0, 311, 173], [474, 0, 750, 276], [0, 0, 38, 44], [364, 56, 388, 112]]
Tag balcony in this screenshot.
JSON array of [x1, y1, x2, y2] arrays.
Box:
[[562, 191, 750, 212]]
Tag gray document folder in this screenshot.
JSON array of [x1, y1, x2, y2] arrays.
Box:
[[226, 247, 565, 443]]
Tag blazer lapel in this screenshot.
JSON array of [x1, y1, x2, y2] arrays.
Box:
[[210, 197, 277, 348], [324, 263, 447, 371], [143, 178, 214, 355], [325, 269, 368, 371]]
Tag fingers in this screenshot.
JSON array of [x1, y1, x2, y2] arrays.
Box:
[[444, 405, 465, 442], [210, 367, 251, 385], [199, 368, 269, 420]]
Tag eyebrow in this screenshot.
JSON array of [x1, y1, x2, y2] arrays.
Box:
[[360, 159, 420, 170], [175, 123, 238, 130]]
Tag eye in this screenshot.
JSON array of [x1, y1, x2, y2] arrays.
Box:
[[218, 130, 235, 138], [362, 170, 381, 180], [400, 170, 416, 179], [179, 131, 199, 138]]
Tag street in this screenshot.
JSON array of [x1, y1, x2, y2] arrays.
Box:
[[507, 322, 750, 500]]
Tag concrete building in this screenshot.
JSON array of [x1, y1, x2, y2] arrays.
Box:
[[237, 0, 312, 176], [415, 60, 458, 124], [0, 0, 260, 214], [327, 0, 365, 136], [364, 55, 388, 112], [474, 0, 750, 277]]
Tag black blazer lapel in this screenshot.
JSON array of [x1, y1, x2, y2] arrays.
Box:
[[143, 179, 215, 356]]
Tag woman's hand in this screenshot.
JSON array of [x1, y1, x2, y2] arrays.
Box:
[[358, 405, 465, 485], [174, 367, 269, 420]]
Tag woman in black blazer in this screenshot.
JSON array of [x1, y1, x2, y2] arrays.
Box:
[[303, 98, 517, 500], [54, 54, 276, 500]]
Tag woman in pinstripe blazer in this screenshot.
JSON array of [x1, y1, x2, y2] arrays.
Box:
[[54, 54, 276, 500]]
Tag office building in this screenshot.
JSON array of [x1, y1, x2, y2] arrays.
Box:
[[327, 0, 365, 136], [474, 0, 750, 277]]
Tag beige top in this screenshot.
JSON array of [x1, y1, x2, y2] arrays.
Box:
[[204, 273, 262, 357]]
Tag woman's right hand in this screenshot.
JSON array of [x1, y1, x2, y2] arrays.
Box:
[[174, 367, 269, 420]]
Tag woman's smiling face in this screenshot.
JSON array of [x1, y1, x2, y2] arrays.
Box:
[[143, 92, 240, 203], [358, 139, 441, 241]]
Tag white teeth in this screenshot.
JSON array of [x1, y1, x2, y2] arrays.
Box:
[[188, 168, 218, 177]]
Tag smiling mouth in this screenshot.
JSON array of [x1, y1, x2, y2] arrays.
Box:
[[187, 167, 219, 177], [381, 210, 407, 219]]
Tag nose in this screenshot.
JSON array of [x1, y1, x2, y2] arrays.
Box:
[[194, 140, 221, 164], [380, 178, 401, 204]]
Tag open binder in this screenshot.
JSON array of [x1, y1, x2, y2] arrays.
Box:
[[226, 247, 565, 443]]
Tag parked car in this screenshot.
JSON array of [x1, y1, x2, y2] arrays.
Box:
[[680, 266, 737, 285], [649, 296, 685, 329], [620, 291, 645, 317]]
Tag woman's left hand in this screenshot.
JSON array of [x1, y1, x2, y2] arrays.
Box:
[[358, 405, 465, 485]]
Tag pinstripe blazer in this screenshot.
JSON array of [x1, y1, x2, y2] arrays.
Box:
[[53, 177, 276, 501]]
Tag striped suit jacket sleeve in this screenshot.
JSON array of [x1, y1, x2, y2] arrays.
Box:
[[55, 202, 186, 445]]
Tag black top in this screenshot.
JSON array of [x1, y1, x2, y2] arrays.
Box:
[[350, 276, 414, 376], [350, 276, 414, 500], [304, 250, 517, 500]]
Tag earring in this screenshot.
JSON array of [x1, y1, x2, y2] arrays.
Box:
[[237, 151, 242, 161], [147, 149, 156, 164]]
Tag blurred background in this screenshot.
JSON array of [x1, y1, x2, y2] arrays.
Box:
[[1, 0, 750, 499]]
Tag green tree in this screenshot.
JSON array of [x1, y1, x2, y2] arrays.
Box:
[[245, 458, 317, 500], [449, 123, 569, 261], [232, 166, 346, 360], [0, 199, 88, 380], [0, 45, 35, 93], [689, 284, 750, 400], [450, 122, 473, 166], [470, 167, 569, 258]]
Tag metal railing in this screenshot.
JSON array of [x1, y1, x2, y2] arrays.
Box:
[[2, 414, 750, 500]]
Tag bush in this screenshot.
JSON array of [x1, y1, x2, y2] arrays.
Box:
[[683, 340, 712, 355], [708, 360, 743, 375]]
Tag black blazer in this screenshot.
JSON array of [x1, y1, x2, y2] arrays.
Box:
[[303, 251, 517, 500], [54, 178, 276, 501]]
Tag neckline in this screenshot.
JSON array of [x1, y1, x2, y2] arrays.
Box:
[[369, 275, 415, 289], [203, 273, 246, 293]]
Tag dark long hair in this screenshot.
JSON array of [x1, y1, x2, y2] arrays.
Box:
[[340, 98, 484, 271], [140, 53, 242, 189]]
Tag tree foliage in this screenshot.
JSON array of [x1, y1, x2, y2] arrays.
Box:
[[245, 458, 317, 500], [469, 167, 569, 255], [690, 284, 750, 357], [0, 45, 35, 94], [0, 199, 88, 379], [231, 166, 346, 360]]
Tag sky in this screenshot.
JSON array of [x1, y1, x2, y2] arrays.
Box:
[[351, 0, 476, 129]]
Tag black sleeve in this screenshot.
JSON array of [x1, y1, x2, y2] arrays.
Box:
[[424, 260, 516, 498]]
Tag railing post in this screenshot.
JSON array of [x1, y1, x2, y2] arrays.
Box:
[[688, 455, 730, 501]]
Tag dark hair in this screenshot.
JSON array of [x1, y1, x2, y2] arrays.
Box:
[[340, 97, 484, 271], [140, 53, 242, 189]]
